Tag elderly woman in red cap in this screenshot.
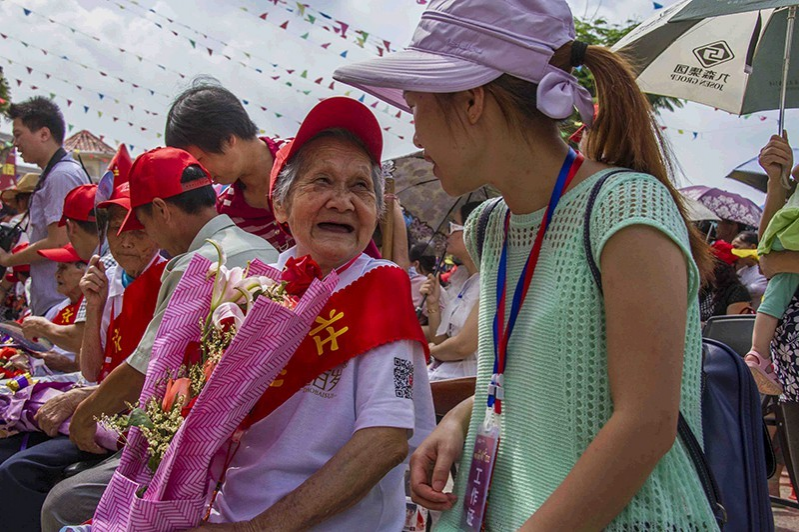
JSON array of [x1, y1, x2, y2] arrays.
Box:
[[190, 97, 434, 532], [8, 243, 88, 375]]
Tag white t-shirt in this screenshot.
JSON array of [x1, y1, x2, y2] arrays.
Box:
[[429, 271, 480, 381], [43, 298, 76, 362], [738, 264, 767, 309], [210, 251, 435, 531]]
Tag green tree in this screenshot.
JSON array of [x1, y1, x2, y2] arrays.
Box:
[[565, 17, 683, 137]]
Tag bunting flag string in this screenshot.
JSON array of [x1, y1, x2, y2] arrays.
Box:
[[0, 55, 163, 119], [240, 1, 401, 57], [106, 0, 413, 123], [0, 29, 172, 99]]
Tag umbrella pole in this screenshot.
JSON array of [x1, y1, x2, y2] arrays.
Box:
[[779, 6, 797, 188], [381, 177, 395, 261]]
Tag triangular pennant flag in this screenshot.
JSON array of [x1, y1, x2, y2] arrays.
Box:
[[83, 105, 89, 113], [68, 124, 74, 132], [340, 50, 348, 58], [321, 42, 331, 49], [280, 21, 289, 29], [296, 2, 306, 16], [48, 92, 55, 99], [275, 113, 283, 118], [67, 99, 72, 107], [314, 77, 323, 84], [653, 2, 664, 8], [207, 48, 213, 56], [371, 101, 378, 108], [395, 111, 402, 118], [300, 70, 308, 78], [189, 39, 196, 48], [98, 111, 103, 118], [358, 95, 365, 102], [261, 106, 267, 111], [328, 82, 335, 90], [692, 132, 698, 139], [336, 21, 349, 38], [26, 67, 32, 74], [301, 32, 309, 39], [113, 117, 118, 122], [23, 8, 31, 16], [307, 15, 315, 24], [242, 99, 249, 105], [260, 12, 268, 19], [302, 90, 311, 95], [99, 93, 105, 100], [156, 133, 162, 138]]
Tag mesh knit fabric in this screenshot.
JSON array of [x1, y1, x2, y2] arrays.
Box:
[[435, 170, 717, 531]]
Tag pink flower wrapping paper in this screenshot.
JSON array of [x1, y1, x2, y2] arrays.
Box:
[[91, 254, 337, 532]]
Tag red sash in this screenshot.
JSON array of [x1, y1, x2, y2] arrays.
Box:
[[51, 298, 82, 326], [98, 260, 167, 382], [243, 265, 429, 428]]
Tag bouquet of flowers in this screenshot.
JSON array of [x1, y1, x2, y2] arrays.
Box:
[[90, 242, 337, 532]]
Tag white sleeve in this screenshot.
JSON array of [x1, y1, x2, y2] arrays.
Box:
[[353, 340, 422, 435]]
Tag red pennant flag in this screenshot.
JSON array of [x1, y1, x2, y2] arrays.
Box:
[[328, 82, 335, 90], [377, 47, 384, 57], [113, 117, 118, 122], [286, 69, 294, 74], [383, 40, 391, 51], [280, 21, 289, 29], [207, 48, 213, 56], [45, 74, 50, 79], [395, 111, 402, 118], [371, 101, 378, 108], [260, 106, 267, 111], [260, 12, 268, 19], [100, 71, 108, 76], [26, 67, 32, 74], [15, 79, 21, 86], [1, 148, 16, 191], [321, 43, 331, 49], [107, 144, 132, 185], [67, 99, 72, 107], [314, 77, 323, 84]]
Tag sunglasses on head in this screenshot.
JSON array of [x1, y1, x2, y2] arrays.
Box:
[[448, 222, 465, 235]]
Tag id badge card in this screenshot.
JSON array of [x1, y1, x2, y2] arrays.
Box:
[[462, 411, 501, 532]]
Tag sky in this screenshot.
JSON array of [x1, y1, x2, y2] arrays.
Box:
[[0, 0, 794, 204]]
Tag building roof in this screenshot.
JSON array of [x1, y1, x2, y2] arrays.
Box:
[[64, 130, 114, 155]]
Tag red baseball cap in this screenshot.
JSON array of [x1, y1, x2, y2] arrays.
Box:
[[37, 243, 85, 264], [59, 184, 98, 226], [97, 183, 144, 231], [268, 97, 383, 207], [120, 147, 212, 233]]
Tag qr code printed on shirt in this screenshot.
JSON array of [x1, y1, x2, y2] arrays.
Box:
[[393, 357, 414, 399]]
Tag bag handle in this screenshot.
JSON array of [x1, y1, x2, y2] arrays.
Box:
[[583, 171, 727, 528]]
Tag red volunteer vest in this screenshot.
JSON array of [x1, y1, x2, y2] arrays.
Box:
[[243, 265, 429, 428], [51, 298, 82, 326], [98, 260, 167, 382]]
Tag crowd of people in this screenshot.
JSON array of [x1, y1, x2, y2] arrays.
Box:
[[0, 0, 796, 530]]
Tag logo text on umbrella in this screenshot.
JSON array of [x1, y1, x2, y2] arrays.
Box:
[[693, 41, 734, 69]]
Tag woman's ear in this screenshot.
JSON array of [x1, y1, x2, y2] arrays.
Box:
[[464, 87, 486, 125]]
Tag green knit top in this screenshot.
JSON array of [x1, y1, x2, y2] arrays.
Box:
[[435, 169, 718, 531]]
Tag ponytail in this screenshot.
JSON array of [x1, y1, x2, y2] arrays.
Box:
[[556, 43, 713, 280]]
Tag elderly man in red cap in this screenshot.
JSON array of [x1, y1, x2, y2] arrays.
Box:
[[19, 184, 116, 355], [35, 147, 277, 532]]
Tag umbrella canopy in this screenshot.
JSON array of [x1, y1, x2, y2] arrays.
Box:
[[613, 1, 799, 116], [682, 196, 721, 221], [681, 185, 763, 226], [726, 148, 799, 192], [382, 152, 498, 253]]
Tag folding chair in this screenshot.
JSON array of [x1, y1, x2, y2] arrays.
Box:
[[430, 377, 476, 419], [702, 314, 756, 358]]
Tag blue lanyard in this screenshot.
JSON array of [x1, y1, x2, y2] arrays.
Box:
[[488, 148, 584, 413]]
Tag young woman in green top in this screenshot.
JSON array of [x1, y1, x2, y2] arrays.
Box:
[[336, 1, 715, 530]]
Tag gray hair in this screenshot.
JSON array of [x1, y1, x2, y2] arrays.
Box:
[[273, 128, 384, 215]]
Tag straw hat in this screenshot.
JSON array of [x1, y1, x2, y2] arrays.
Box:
[[1, 173, 39, 202]]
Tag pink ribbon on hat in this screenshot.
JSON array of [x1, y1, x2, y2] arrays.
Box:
[[536, 69, 595, 127]]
